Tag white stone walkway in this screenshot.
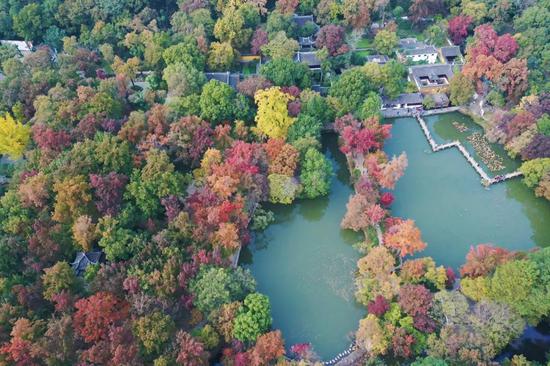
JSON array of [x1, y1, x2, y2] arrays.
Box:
[[415, 115, 523, 186]]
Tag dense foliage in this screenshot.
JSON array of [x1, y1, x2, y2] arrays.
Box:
[[0, 0, 548, 364]]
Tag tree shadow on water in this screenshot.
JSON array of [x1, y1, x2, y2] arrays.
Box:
[[298, 195, 330, 222]]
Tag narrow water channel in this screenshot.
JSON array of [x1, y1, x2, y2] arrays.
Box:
[[240, 134, 364, 360]]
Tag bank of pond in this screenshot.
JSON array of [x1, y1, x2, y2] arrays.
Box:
[[240, 113, 550, 361]]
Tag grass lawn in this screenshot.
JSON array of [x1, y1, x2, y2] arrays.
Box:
[[396, 19, 424, 39], [353, 49, 370, 58], [356, 37, 372, 49], [241, 61, 258, 75]]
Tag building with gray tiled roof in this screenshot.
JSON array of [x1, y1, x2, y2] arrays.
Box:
[[71, 251, 103, 276], [439, 46, 464, 64], [205, 72, 241, 89], [398, 38, 438, 64], [295, 51, 321, 69], [408, 64, 455, 93]]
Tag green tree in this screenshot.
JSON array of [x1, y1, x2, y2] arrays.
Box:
[[260, 58, 312, 88], [380, 60, 407, 99], [199, 80, 237, 125], [449, 73, 475, 106], [163, 63, 206, 98], [423, 23, 448, 47], [163, 39, 206, 70], [260, 31, 299, 60], [423, 95, 436, 110], [233, 293, 272, 343], [42, 262, 79, 301], [358, 92, 382, 120], [13, 3, 45, 41], [537, 114, 550, 136], [287, 114, 322, 143], [0, 44, 20, 70], [266, 10, 296, 37], [207, 42, 239, 71], [519, 158, 550, 188], [374, 30, 398, 56], [411, 356, 449, 366], [213, 6, 252, 48], [189, 266, 256, 315], [489, 258, 548, 324], [268, 174, 301, 204], [299, 148, 332, 199], [97, 217, 146, 261], [299, 89, 335, 125], [329, 68, 374, 115], [126, 149, 186, 217], [133, 311, 175, 356]]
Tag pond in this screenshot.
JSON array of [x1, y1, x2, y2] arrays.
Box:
[[384, 113, 550, 269], [240, 134, 364, 360], [240, 112, 550, 360]]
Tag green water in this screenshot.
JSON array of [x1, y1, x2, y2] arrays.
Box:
[[385, 114, 550, 269], [240, 134, 364, 360], [241, 113, 550, 360]]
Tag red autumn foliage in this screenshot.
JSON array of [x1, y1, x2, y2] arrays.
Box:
[[413, 314, 437, 333], [32, 124, 72, 152], [251, 28, 269, 55], [80, 322, 139, 365], [275, 0, 299, 15], [167, 116, 214, 167], [448, 16, 472, 45], [89, 172, 128, 216], [493, 33, 519, 64], [175, 331, 208, 366], [237, 76, 273, 97], [506, 111, 536, 141], [73, 292, 130, 343], [460, 244, 514, 278], [0, 337, 42, 366], [409, 0, 445, 24], [384, 219, 426, 257], [392, 327, 415, 359], [264, 138, 299, 176], [380, 192, 394, 206], [367, 295, 390, 316], [521, 134, 550, 160], [290, 343, 311, 359], [315, 25, 348, 56], [248, 330, 286, 366], [339, 117, 391, 157], [398, 284, 433, 317], [445, 267, 456, 288]]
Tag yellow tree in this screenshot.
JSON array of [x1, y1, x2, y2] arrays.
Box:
[[0, 113, 30, 159], [254, 87, 295, 139]]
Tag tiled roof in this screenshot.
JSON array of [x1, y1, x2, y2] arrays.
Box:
[[295, 51, 321, 67], [383, 93, 424, 105], [410, 64, 453, 79], [292, 14, 318, 29], [71, 251, 103, 276], [405, 46, 438, 56], [205, 72, 241, 89], [440, 46, 461, 57], [366, 55, 390, 64]]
